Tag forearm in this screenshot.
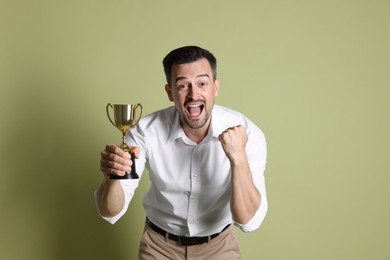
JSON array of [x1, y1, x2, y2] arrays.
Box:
[[96, 178, 125, 217], [230, 154, 261, 225]]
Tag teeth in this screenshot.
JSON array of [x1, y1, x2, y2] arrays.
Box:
[[187, 104, 202, 116]]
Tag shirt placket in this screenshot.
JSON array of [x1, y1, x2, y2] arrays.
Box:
[[187, 145, 201, 235]]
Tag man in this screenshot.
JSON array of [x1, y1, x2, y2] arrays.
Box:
[[95, 46, 268, 259]]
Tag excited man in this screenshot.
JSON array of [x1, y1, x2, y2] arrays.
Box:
[[95, 46, 268, 259]]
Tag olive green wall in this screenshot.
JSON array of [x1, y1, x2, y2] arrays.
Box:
[[1, 1, 389, 259]]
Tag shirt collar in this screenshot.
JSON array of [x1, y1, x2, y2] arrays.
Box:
[[167, 111, 183, 142]]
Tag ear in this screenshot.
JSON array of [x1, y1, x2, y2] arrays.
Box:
[[165, 84, 174, 102], [214, 79, 220, 97]]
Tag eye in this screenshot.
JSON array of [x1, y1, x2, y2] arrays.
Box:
[[199, 82, 208, 88], [177, 83, 189, 91]]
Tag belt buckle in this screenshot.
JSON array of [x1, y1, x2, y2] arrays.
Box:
[[178, 236, 190, 246]]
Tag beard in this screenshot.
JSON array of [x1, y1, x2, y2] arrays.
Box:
[[180, 108, 211, 129]]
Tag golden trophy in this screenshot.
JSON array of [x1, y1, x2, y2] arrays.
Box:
[[106, 103, 143, 179]]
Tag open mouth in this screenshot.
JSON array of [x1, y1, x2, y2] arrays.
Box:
[[186, 103, 204, 117]]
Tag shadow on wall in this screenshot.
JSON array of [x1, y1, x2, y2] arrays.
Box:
[[1, 74, 143, 259]]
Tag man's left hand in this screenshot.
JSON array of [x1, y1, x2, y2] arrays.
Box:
[[218, 125, 248, 162]]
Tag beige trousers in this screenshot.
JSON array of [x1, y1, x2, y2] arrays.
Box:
[[138, 223, 242, 260]]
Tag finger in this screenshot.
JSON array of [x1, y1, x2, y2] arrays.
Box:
[[102, 144, 131, 161], [105, 144, 131, 159], [129, 146, 141, 159], [101, 155, 132, 169], [100, 165, 127, 176], [235, 125, 246, 135], [218, 125, 247, 145], [100, 156, 132, 174], [219, 127, 235, 140], [100, 151, 132, 178], [218, 129, 231, 144], [218, 132, 227, 143], [101, 150, 132, 167]]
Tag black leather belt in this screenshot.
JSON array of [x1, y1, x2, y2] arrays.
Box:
[[146, 218, 230, 246]]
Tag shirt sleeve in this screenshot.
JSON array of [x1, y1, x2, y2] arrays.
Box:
[[234, 126, 268, 232], [94, 179, 139, 224]]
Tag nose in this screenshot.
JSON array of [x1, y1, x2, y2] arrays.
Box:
[[187, 84, 199, 99]]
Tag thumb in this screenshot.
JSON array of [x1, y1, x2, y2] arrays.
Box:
[[130, 146, 140, 159]]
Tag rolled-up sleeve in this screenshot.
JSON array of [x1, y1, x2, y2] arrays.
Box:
[[234, 174, 268, 232], [94, 179, 139, 224], [234, 127, 268, 232]]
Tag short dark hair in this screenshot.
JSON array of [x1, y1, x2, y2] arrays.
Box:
[[162, 46, 217, 85]]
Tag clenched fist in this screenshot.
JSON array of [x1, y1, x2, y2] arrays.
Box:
[[218, 125, 248, 162]]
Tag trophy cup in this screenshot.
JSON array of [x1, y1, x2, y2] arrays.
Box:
[[106, 103, 143, 179]]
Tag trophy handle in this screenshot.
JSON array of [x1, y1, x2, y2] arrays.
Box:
[[132, 103, 143, 126], [106, 103, 116, 127]]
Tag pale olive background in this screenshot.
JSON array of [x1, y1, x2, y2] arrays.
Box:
[[1, 1, 389, 259]]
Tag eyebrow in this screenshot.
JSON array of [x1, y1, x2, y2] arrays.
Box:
[[175, 73, 210, 83]]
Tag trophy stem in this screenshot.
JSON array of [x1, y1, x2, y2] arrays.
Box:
[[120, 132, 129, 152]]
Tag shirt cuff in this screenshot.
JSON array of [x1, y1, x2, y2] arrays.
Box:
[[94, 179, 134, 224], [234, 191, 268, 232]]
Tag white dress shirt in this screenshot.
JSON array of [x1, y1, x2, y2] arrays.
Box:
[[96, 105, 268, 237]]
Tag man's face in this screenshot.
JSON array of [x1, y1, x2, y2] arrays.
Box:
[[165, 58, 220, 131]]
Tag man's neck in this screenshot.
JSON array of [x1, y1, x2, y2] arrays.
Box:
[[180, 121, 211, 144]]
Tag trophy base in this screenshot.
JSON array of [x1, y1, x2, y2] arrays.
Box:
[[109, 172, 139, 179]]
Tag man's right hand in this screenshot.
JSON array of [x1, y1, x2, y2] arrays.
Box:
[[100, 144, 133, 177]]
